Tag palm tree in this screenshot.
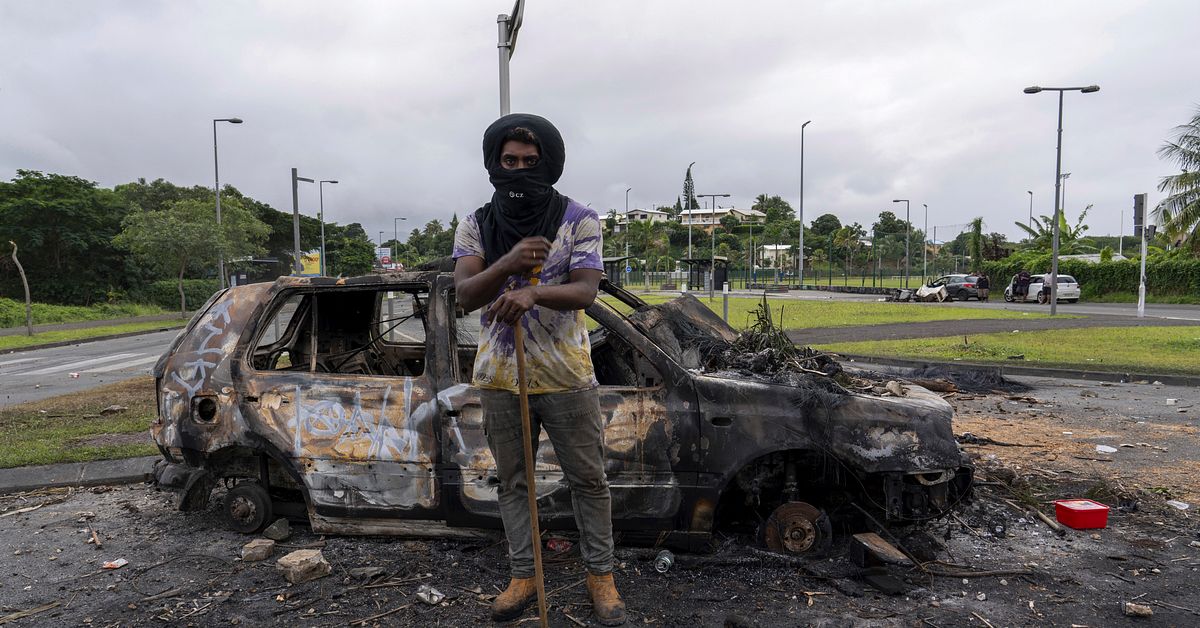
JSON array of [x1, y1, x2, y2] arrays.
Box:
[[1014, 205, 1095, 254], [1154, 106, 1200, 251]]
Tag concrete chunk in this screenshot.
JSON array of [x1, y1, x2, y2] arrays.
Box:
[[263, 518, 291, 541], [241, 539, 275, 562], [276, 549, 331, 584]]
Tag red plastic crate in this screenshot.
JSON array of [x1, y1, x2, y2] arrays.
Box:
[[1053, 499, 1110, 529]]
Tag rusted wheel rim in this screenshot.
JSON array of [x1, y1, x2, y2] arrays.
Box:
[[764, 502, 825, 554], [229, 495, 259, 526]]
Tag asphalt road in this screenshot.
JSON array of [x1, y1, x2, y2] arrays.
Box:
[[0, 329, 181, 408]]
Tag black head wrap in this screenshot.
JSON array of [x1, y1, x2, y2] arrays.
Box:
[[473, 113, 569, 267]]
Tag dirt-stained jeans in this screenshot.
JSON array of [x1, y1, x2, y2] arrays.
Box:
[[481, 387, 614, 578]]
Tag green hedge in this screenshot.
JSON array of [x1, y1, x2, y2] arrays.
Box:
[[980, 257, 1200, 298], [0, 298, 164, 328], [137, 279, 220, 311]]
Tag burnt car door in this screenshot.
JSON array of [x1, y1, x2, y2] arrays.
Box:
[[438, 286, 696, 531], [238, 281, 445, 522]]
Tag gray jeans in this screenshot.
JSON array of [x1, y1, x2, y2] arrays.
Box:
[[481, 387, 614, 577]]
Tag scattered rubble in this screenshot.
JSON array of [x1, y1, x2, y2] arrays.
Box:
[[240, 538, 275, 561], [262, 517, 291, 541], [276, 549, 331, 584], [1123, 601, 1155, 618]]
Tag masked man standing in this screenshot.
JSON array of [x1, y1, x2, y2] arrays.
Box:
[[452, 114, 625, 626]]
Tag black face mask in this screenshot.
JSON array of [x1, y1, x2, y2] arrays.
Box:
[[474, 113, 569, 268]]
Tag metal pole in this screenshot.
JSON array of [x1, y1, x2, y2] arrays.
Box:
[[799, 120, 810, 284], [922, 203, 928, 282], [1027, 190, 1034, 230], [827, 232, 833, 286], [710, 202, 716, 298], [213, 121, 225, 289], [291, 168, 302, 273], [1138, 195, 1148, 318], [1049, 91, 1064, 316], [625, 187, 631, 286], [1119, 210, 1124, 256], [497, 14, 511, 116], [318, 183, 326, 275], [904, 203, 910, 289], [748, 221, 754, 286]]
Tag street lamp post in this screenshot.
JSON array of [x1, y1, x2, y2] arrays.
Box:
[[799, 120, 811, 284], [496, 0, 525, 115], [318, 180, 338, 276], [212, 117, 243, 289], [291, 168, 314, 274], [1024, 84, 1100, 315], [393, 217, 408, 267], [922, 203, 929, 282], [892, 199, 911, 289], [1027, 190, 1034, 230], [624, 187, 631, 284], [697, 193, 730, 297], [1059, 172, 1071, 216]]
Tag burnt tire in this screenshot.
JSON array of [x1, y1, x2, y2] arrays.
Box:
[[223, 482, 272, 534], [760, 501, 833, 556]]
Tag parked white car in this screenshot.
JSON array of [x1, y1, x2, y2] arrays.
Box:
[[1004, 274, 1081, 303]]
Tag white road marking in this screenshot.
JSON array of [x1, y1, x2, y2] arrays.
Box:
[[0, 357, 40, 367], [83, 355, 161, 374], [22, 352, 141, 376]]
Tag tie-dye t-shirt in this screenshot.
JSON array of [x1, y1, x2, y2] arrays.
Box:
[[452, 199, 604, 394]]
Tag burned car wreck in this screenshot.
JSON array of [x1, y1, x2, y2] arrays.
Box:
[[152, 273, 971, 554]]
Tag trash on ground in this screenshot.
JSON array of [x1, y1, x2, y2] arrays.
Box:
[[416, 584, 445, 605], [1053, 499, 1109, 530], [1096, 445, 1119, 454], [99, 405, 128, 415], [653, 549, 675, 573], [1166, 500, 1190, 511], [1123, 601, 1154, 618], [545, 537, 572, 552], [102, 558, 129, 569]]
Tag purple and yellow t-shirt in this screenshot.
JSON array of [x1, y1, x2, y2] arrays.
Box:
[[452, 200, 604, 394]]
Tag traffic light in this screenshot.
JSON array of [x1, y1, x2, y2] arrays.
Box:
[[1133, 193, 1145, 238]]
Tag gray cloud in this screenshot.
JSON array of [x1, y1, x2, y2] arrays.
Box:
[[1, 0, 1198, 244]]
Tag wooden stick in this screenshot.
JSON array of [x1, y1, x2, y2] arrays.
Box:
[[514, 323, 549, 628]]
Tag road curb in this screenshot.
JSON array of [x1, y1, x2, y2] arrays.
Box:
[[836, 353, 1200, 387], [0, 325, 183, 356], [0, 456, 159, 495]]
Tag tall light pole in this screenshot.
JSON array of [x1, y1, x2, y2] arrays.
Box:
[[291, 168, 314, 274], [1027, 190, 1034, 230], [697, 193, 730, 297], [393, 217, 407, 267], [318, 180, 338, 276], [922, 203, 928, 281], [212, 117, 243, 289], [624, 187, 632, 283], [1024, 84, 1100, 315], [496, 0, 525, 115], [892, 199, 910, 288], [799, 120, 811, 283]]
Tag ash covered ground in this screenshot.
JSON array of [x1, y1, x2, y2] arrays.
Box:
[[2, 376, 1199, 627]]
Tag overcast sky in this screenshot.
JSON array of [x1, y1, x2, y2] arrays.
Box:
[[2, 1, 1198, 243]]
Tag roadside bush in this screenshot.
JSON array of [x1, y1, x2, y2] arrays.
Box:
[[980, 257, 1200, 298], [134, 279, 220, 311], [0, 297, 164, 328]]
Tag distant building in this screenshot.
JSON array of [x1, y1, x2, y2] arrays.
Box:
[[758, 243, 792, 265], [1059, 253, 1128, 263], [614, 207, 671, 232], [678, 207, 766, 226]]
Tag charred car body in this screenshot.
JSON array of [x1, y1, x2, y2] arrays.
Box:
[[152, 273, 971, 553]]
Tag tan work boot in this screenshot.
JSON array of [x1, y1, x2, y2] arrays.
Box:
[[491, 577, 538, 622], [586, 572, 627, 626]]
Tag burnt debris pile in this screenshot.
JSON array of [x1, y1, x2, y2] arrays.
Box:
[[682, 296, 843, 383]]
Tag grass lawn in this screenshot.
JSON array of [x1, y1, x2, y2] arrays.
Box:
[[816, 326, 1200, 376], [0, 297, 166, 328], [602, 294, 1057, 330], [0, 320, 185, 352], [0, 377, 157, 468]]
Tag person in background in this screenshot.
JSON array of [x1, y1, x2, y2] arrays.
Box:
[[977, 274, 990, 302]]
